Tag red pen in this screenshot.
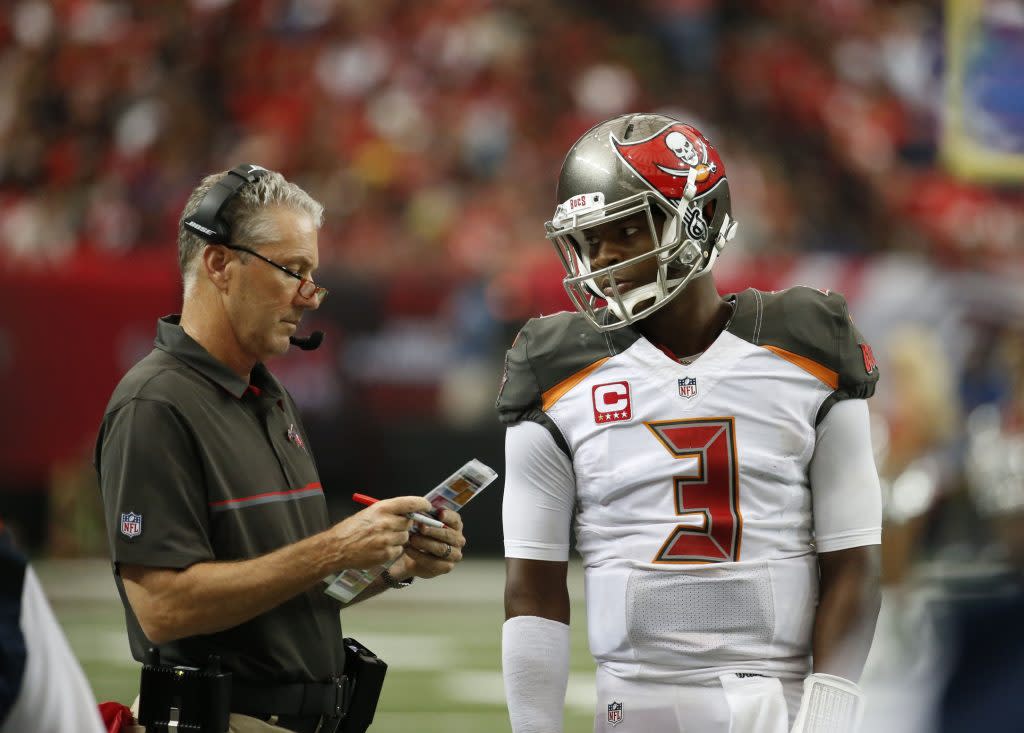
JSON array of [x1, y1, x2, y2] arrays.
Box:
[[352, 493, 446, 528]]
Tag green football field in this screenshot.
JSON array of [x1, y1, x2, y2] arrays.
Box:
[[38, 557, 597, 733]]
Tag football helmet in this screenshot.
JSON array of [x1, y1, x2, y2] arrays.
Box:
[[546, 113, 738, 331]]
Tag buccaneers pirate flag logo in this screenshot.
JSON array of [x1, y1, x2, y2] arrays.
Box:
[[612, 123, 726, 202]]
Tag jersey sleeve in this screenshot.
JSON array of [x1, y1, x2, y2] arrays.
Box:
[[502, 421, 576, 561], [809, 399, 882, 551], [1, 567, 108, 733], [496, 327, 541, 425], [495, 320, 572, 455], [730, 287, 880, 423], [97, 398, 214, 570], [496, 312, 641, 455], [827, 290, 879, 405]]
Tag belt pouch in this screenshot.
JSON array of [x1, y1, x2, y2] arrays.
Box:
[[138, 652, 231, 733], [337, 637, 388, 733]]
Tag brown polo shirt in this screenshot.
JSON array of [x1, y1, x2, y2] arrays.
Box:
[[95, 315, 344, 683]]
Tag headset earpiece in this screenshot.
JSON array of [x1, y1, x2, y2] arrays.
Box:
[[182, 164, 271, 244]]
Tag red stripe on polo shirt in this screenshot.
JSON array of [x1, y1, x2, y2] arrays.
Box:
[[209, 482, 323, 508]]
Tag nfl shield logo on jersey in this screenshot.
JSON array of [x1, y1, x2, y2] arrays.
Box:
[[607, 701, 623, 726], [120, 512, 142, 538], [678, 376, 698, 399]]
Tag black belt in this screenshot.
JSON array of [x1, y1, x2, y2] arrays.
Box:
[[231, 676, 349, 719]]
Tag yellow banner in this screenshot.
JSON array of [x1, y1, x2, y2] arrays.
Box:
[[942, 0, 1024, 182]]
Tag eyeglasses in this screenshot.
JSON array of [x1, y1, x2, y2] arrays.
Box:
[[223, 244, 328, 303]]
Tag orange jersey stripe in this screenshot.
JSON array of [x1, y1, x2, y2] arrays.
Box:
[[762, 345, 838, 389], [541, 357, 610, 411]]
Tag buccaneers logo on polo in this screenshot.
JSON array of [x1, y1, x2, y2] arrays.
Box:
[[612, 123, 725, 202]]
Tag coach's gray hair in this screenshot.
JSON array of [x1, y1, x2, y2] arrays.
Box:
[[177, 169, 325, 286]]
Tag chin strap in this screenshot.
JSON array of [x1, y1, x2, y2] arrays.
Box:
[[708, 212, 739, 267], [662, 164, 740, 273], [660, 167, 699, 247]]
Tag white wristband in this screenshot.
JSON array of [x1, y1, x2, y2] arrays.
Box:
[[790, 673, 864, 733], [502, 615, 570, 733]]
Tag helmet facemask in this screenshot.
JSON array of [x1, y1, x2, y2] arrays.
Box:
[[546, 169, 734, 332]]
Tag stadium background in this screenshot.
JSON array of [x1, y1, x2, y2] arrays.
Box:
[[0, 1, 1021, 731]]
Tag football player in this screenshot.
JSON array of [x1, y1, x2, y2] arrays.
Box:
[[497, 113, 882, 733]]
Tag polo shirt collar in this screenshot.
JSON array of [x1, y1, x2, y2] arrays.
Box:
[[155, 315, 283, 400]]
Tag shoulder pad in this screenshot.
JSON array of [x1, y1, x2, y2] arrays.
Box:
[[728, 287, 879, 410], [496, 311, 640, 425]]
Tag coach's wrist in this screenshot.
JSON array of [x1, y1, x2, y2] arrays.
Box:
[[309, 530, 349, 577], [380, 568, 414, 589]]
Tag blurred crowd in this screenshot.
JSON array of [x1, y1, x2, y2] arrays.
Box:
[[2, 2, 1021, 268], [0, 1, 1023, 728], [1, 0, 1022, 514], [2, 0, 1023, 514], [0, 0, 1019, 400]]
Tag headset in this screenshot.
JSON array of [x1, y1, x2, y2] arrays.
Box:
[[183, 164, 324, 351]]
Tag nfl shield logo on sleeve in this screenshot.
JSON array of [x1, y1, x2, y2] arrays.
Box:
[[678, 377, 698, 399], [607, 701, 623, 726], [120, 512, 142, 539]]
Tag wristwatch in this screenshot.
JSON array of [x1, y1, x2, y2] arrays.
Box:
[[380, 569, 414, 589]]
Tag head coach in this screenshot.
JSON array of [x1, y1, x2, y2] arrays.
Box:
[[94, 165, 467, 733]]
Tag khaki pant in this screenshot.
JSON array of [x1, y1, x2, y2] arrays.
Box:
[[128, 696, 297, 732], [118, 714, 296, 732], [228, 714, 298, 732]]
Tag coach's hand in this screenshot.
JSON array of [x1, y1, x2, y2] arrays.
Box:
[[391, 508, 466, 580], [328, 496, 434, 569]]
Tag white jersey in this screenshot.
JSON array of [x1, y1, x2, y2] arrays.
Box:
[[497, 287, 881, 685], [0, 534, 106, 733]]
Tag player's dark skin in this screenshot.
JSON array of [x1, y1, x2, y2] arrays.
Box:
[[505, 211, 881, 682]]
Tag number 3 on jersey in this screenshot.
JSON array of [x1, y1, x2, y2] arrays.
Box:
[[645, 417, 742, 563]]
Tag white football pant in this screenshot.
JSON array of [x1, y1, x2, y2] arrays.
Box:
[[593, 665, 800, 733]]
